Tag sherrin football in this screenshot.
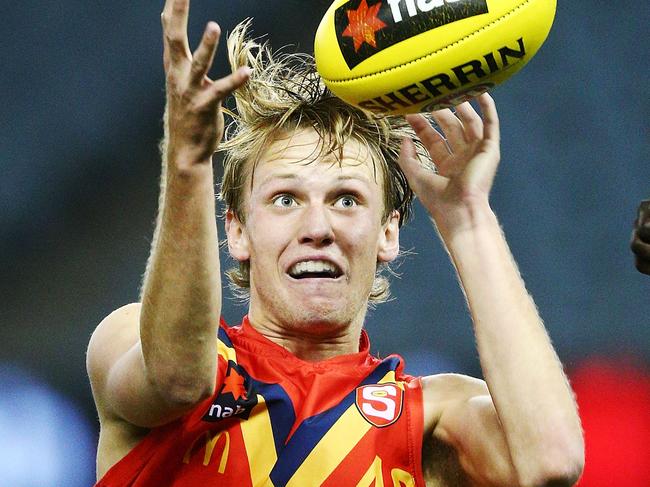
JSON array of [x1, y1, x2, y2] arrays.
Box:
[[315, 0, 556, 115]]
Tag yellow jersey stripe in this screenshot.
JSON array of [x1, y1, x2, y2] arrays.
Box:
[[217, 337, 237, 363], [240, 394, 277, 487]]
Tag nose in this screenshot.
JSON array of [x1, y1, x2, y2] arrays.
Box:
[[298, 204, 335, 246]]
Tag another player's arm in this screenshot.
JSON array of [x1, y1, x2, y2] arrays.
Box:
[[631, 199, 650, 275], [400, 95, 584, 486], [87, 0, 250, 428]]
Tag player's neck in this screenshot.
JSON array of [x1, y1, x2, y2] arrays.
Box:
[[246, 311, 365, 362]]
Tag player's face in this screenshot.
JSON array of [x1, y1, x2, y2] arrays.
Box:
[[226, 128, 400, 333]]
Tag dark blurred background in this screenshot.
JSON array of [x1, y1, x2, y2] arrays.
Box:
[[1, 1, 648, 485]]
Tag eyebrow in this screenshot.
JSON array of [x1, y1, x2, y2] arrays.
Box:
[[258, 172, 372, 188]]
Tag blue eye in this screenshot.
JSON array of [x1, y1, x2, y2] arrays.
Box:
[[272, 194, 297, 208], [335, 195, 358, 209]]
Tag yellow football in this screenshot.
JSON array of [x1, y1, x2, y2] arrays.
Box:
[[315, 0, 556, 115]]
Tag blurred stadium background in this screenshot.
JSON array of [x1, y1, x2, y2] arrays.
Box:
[[1, 1, 648, 485]]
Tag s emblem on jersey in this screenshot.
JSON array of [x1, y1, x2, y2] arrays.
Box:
[[355, 383, 404, 427], [203, 361, 258, 422]]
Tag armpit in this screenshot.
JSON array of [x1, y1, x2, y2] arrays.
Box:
[[422, 437, 472, 487]]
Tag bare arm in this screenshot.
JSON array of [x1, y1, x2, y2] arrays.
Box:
[[87, 0, 250, 428], [400, 95, 584, 486]]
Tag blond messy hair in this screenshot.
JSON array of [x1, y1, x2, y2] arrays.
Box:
[[218, 20, 430, 303]]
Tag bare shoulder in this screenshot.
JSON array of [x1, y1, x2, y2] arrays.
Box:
[[421, 374, 517, 486], [421, 373, 488, 396], [88, 302, 141, 357], [87, 302, 142, 414], [87, 303, 151, 478], [421, 373, 489, 428]]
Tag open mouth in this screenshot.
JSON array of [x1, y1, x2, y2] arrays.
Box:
[[287, 260, 343, 280]]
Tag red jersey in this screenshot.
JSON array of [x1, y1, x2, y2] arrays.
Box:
[[96, 317, 425, 486]]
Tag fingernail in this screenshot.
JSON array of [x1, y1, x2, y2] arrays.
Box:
[[206, 22, 219, 38], [240, 66, 253, 77]]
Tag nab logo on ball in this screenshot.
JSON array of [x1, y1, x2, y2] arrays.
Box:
[[335, 0, 489, 69], [355, 383, 404, 427]]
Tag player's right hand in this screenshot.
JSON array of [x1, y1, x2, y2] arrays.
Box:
[[631, 199, 650, 275], [161, 0, 250, 167]]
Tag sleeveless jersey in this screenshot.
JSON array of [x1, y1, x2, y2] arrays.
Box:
[[96, 317, 425, 486]]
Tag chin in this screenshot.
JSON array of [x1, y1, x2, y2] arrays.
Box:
[[297, 301, 347, 324], [284, 298, 359, 334], [253, 281, 370, 333]]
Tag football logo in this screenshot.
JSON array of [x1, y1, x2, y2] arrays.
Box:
[[355, 383, 404, 427], [341, 0, 387, 52], [335, 0, 489, 68]]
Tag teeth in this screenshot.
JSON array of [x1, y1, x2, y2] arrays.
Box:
[[289, 260, 339, 277]]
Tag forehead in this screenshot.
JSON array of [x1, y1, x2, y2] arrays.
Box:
[[252, 128, 381, 186]]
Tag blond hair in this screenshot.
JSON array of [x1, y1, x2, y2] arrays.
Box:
[[218, 20, 430, 303]]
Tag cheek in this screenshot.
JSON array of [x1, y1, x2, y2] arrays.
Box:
[[343, 219, 384, 260], [247, 215, 290, 265]]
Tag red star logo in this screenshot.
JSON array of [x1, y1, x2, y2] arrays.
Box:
[[342, 0, 387, 52], [221, 367, 247, 401]]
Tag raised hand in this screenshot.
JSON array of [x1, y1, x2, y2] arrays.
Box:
[[161, 0, 250, 167], [398, 94, 500, 236]]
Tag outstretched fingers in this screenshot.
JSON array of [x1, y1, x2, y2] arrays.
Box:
[[405, 113, 450, 163], [197, 66, 252, 108], [189, 22, 221, 87], [397, 137, 447, 198], [454, 102, 483, 141], [162, 0, 191, 71], [430, 108, 466, 153], [476, 93, 500, 145]]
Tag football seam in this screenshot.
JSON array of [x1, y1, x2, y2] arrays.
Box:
[[322, 0, 535, 84]]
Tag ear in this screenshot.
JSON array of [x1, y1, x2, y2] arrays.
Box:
[[225, 209, 250, 262], [377, 210, 400, 263]]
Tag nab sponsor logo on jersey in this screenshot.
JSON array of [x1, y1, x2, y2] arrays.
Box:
[[355, 383, 404, 427], [203, 361, 258, 422], [335, 0, 489, 69]]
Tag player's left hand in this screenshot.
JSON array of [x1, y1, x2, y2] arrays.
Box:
[[631, 199, 650, 275], [398, 93, 500, 236]]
